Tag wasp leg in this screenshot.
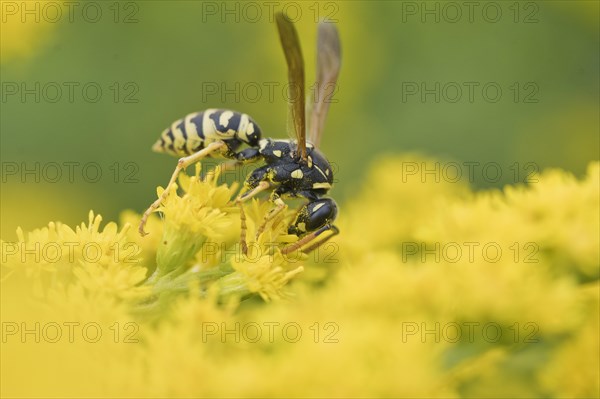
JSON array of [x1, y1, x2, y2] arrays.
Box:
[[255, 195, 287, 239], [235, 181, 272, 255], [300, 225, 339, 254], [235, 147, 261, 163], [281, 225, 339, 255], [210, 148, 263, 181], [139, 141, 226, 236], [237, 202, 249, 256]]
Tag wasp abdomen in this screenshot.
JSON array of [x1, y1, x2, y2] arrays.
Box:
[[152, 109, 261, 156]]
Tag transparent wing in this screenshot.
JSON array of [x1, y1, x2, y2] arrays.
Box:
[[309, 21, 341, 148], [275, 12, 307, 161]]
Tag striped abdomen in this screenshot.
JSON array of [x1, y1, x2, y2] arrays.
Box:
[[152, 109, 261, 156]]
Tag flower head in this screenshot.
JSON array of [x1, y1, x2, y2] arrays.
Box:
[[2, 158, 598, 398], [1, 211, 147, 301]]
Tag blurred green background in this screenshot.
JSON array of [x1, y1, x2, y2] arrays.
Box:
[[1, 1, 598, 239]]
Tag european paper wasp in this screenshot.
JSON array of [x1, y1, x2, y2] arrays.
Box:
[[140, 13, 341, 255]]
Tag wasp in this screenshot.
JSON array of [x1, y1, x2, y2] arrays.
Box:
[[139, 13, 341, 255]]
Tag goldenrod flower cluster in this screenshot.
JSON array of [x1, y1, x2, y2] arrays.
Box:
[[1, 158, 598, 398]]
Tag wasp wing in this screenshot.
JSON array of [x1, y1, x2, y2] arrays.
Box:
[[309, 21, 341, 148], [275, 12, 307, 161]]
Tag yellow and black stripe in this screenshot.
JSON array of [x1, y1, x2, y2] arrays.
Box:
[[152, 109, 261, 156]]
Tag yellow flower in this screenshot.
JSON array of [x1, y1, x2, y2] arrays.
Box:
[[1, 157, 598, 398], [131, 164, 307, 314], [1, 210, 147, 300], [152, 165, 240, 276], [224, 251, 304, 302]]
